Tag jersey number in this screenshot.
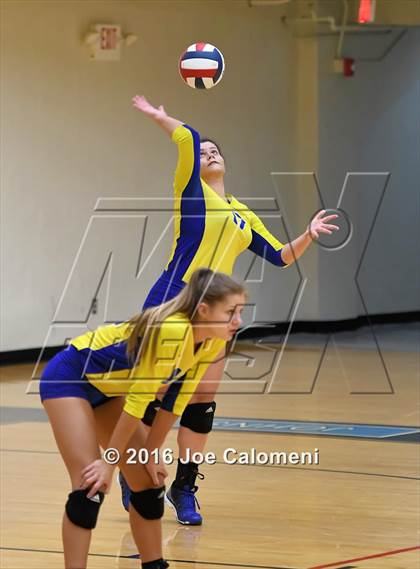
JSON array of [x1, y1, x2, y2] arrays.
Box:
[[232, 211, 246, 230]]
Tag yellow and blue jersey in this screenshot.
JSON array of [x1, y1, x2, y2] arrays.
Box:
[[167, 124, 286, 281], [69, 312, 225, 419], [143, 125, 286, 310]]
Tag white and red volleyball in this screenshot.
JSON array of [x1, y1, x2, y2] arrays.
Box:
[[179, 43, 225, 90]]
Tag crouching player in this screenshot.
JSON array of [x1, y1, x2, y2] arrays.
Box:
[[40, 269, 246, 569]]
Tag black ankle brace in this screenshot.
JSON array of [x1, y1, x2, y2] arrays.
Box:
[[174, 460, 204, 490]]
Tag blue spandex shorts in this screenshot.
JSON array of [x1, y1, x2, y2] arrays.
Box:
[[40, 345, 112, 407], [40, 271, 186, 405]]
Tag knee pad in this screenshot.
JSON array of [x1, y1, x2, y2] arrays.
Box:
[[180, 401, 216, 434], [65, 489, 104, 529], [130, 486, 165, 520], [141, 398, 162, 427]]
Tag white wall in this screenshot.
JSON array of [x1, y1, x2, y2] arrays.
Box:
[[1, 1, 419, 351], [317, 28, 420, 319], [1, 0, 297, 350]]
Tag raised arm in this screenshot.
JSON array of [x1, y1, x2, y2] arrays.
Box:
[[132, 95, 182, 136], [132, 95, 201, 195]]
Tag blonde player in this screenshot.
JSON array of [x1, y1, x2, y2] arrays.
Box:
[[40, 269, 246, 569]]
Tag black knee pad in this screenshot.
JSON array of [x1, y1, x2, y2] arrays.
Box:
[[180, 401, 216, 434], [130, 486, 165, 520], [65, 489, 104, 529], [141, 398, 162, 427]]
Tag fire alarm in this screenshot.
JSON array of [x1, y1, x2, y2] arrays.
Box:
[[333, 58, 355, 77]]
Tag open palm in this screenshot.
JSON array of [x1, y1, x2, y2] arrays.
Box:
[[309, 210, 340, 240], [132, 95, 167, 121]]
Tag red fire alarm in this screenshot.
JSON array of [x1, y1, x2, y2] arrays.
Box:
[[333, 58, 355, 77], [343, 58, 355, 77]]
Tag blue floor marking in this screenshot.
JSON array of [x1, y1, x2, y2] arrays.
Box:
[[2, 406, 418, 441], [211, 417, 420, 439]]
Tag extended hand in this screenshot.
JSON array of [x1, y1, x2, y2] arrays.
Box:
[[81, 459, 114, 498], [132, 95, 167, 121], [308, 210, 340, 240]]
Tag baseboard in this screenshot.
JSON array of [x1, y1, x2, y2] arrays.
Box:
[[1, 311, 419, 365], [238, 310, 420, 339]]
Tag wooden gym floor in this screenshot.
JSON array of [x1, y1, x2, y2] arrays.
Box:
[[1, 324, 419, 568]]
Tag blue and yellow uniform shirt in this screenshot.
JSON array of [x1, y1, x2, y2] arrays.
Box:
[[166, 124, 287, 284], [70, 312, 225, 419]]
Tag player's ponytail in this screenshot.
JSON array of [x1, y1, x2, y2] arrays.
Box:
[[126, 268, 245, 360]]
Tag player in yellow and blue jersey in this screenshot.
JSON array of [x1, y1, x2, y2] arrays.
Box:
[[40, 269, 246, 569], [119, 96, 339, 524], [142, 119, 289, 309]]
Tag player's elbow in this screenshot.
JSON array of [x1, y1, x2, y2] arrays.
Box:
[[277, 248, 289, 267]]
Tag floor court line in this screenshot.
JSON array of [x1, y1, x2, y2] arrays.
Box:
[[4, 544, 420, 568], [0, 546, 294, 569], [214, 460, 419, 482], [1, 447, 418, 482], [131, 554, 295, 569], [2, 406, 420, 442], [308, 544, 420, 568]]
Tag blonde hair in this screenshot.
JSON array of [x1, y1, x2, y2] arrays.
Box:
[[126, 268, 245, 360]]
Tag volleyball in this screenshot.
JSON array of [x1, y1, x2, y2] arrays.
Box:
[[179, 43, 225, 90]]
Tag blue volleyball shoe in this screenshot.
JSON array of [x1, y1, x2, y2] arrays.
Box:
[[118, 471, 131, 512], [166, 461, 205, 525], [166, 482, 203, 525]]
